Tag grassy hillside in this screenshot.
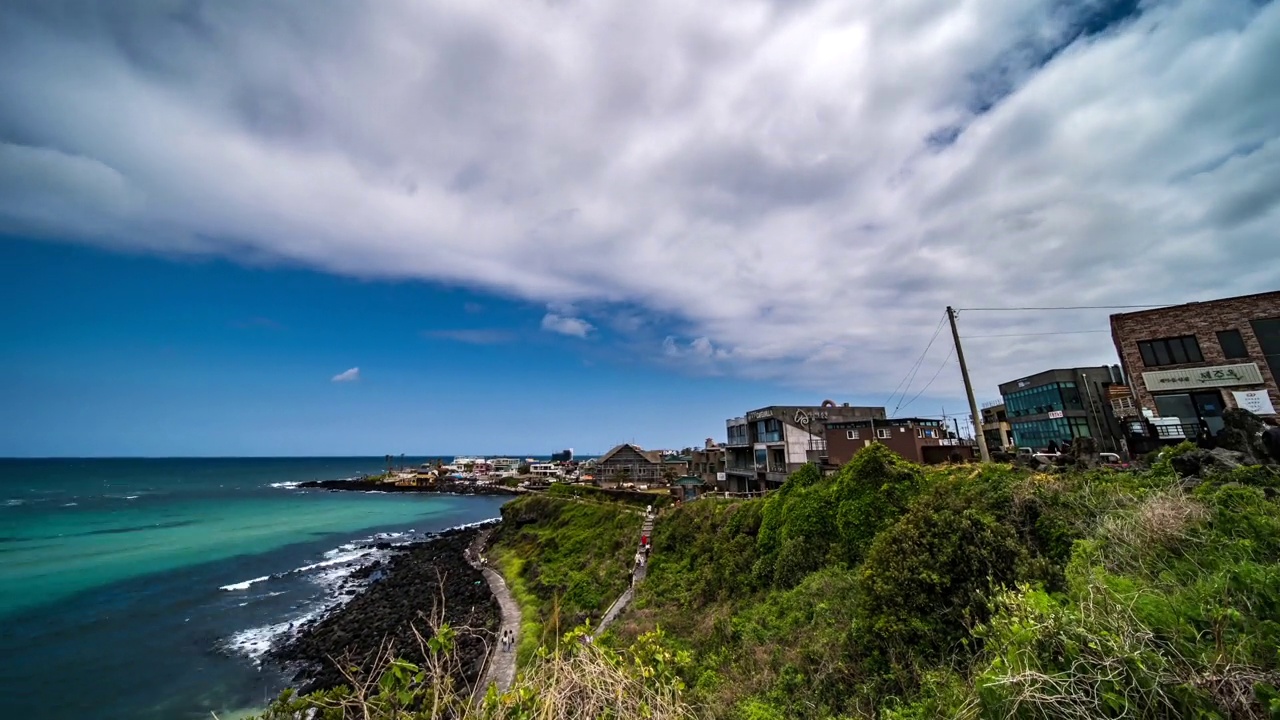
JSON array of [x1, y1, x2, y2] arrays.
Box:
[[488, 493, 643, 660], [609, 443, 1280, 719]]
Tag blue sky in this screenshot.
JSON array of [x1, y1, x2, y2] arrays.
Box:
[[2, 1, 1278, 455], [0, 239, 834, 456]]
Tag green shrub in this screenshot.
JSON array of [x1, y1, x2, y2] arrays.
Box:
[[857, 474, 1026, 664], [831, 444, 928, 565]]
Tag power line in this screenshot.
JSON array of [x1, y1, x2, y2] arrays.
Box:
[[961, 329, 1111, 339], [897, 346, 954, 414], [885, 313, 947, 410]]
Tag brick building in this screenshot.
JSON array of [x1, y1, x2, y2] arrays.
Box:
[[1110, 291, 1280, 437], [824, 417, 976, 466], [724, 402, 886, 493]]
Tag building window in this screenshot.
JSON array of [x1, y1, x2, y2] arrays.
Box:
[[1216, 329, 1248, 359], [846, 430, 858, 440], [876, 428, 891, 439], [1252, 318, 1280, 386], [1137, 336, 1203, 367]]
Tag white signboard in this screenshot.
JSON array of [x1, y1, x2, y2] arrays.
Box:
[[1047, 410, 1065, 419], [1232, 390, 1276, 416], [1142, 363, 1264, 392]]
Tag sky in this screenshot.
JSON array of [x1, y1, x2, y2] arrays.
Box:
[[1, 0, 1279, 456]]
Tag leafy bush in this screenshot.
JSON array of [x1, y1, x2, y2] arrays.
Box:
[[830, 444, 928, 565]]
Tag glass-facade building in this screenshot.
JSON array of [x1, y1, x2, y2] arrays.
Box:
[[999, 367, 1124, 452]]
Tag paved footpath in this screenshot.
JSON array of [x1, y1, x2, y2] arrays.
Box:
[[592, 511, 655, 639], [466, 528, 520, 695]]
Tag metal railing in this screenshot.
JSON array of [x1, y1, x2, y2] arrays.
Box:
[[1153, 422, 1202, 440]]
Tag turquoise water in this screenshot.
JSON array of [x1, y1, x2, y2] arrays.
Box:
[[0, 458, 510, 720]]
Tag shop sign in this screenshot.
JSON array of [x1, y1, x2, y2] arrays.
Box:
[[1142, 363, 1263, 391], [1047, 410, 1065, 419], [1232, 390, 1276, 416]]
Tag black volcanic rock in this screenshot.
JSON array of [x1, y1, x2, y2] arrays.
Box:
[[271, 529, 499, 693]]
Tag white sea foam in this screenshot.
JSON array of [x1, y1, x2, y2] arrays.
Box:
[[4, 499, 23, 507], [223, 519, 496, 661], [268, 481, 302, 489], [293, 548, 376, 574], [124, 495, 139, 500], [62, 502, 78, 507], [224, 606, 326, 660], [220, 575, 271, 592]]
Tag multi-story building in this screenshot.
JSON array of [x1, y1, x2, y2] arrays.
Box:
[[981, 402, 1013, 451], [824, 417, 976, 466], [688, 442, 726, 489], [1110, 291, 1280, 438], [723, 402, 886, 493], [998, 367, 1126, 452], [595, 444, 663, 486]]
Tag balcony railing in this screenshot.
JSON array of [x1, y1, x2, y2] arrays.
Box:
[[1153, 422, 1201, 440]]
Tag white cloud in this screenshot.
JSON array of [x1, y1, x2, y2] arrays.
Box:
[[331, 367, 360, 383], [3, 0, 1279, 406], [541, 313, 594, 338]]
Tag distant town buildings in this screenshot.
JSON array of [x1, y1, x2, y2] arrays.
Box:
[[394, 293, 1279, 494], [1111, 291, 1280, 439], [997, 367, 1126, 453], [723, 402, 886, 493], [823, 417, 976, 466]]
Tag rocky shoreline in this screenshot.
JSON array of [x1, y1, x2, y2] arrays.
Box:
[[269, 526, 501, 693], [299, 478, 522, 497]]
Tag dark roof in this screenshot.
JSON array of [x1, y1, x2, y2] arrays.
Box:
[[1110, 290, 1280, 320], [598, 443, 661, 465], [826, 417, 944, 429]]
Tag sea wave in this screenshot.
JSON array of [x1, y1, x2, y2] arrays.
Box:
[[268, 481, 302, 489], [223, 607, 327, 660], [3, 499, 23, 507], [220, 575, 272, 592], [222, 518, 498, 661]]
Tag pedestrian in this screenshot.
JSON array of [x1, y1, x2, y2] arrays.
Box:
[[1263, 417, 1280, 464], [1046, 440, 1059, 454]]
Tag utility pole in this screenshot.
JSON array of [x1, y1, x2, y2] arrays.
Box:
[[948, 306, 990, 463]]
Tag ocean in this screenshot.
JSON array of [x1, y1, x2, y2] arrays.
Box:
[[0, 458, 511, 720]]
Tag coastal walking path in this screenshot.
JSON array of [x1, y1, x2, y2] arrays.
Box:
[[591, 510, 655, 640], [466, 528, 520, 696]]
